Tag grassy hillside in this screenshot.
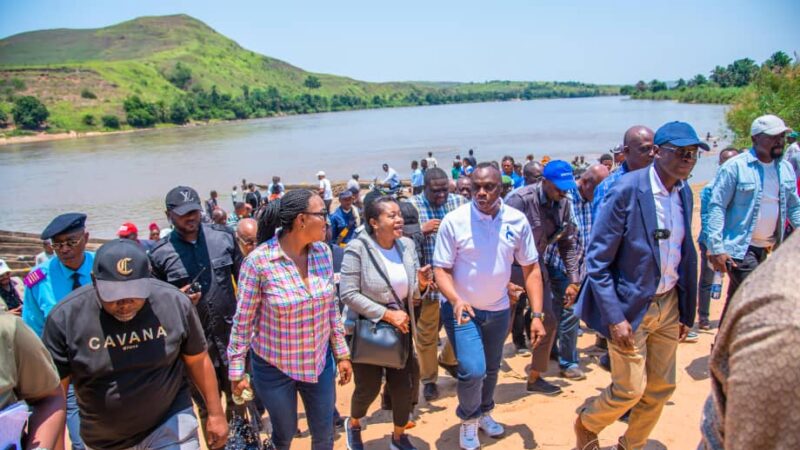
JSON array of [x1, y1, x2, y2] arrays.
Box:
[[0, 14, 618, 134]]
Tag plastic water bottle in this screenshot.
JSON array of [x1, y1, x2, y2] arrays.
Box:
[[711, 271, 723, 300]]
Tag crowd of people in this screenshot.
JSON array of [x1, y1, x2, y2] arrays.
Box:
[[2, 114, 800, 450]]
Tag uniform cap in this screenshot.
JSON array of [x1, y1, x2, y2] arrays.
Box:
[[41, 213, 87, 240], [93, 239, 151, 302]]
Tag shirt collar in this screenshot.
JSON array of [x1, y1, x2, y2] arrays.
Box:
[[649, 165, 684, 196], [58, 252, 93, 276], [470, 200, 503, 222], [263, 235, 324, 262]]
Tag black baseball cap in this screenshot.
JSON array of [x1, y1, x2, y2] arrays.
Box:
[[165, 186, 202, 215], [93, 239, 151, 302]]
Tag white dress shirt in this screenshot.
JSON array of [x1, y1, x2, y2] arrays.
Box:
[[649, 166, 685, 294]]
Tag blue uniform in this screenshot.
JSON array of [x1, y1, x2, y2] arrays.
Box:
[[22, 252, 94, 336]]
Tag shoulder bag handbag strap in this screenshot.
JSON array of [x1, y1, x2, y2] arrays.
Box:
[[359, 236, 404, 309]]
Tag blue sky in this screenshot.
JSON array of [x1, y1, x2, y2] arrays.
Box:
[[1, 0, 798, 84]]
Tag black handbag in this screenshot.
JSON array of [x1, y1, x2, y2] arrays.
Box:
[[350, 238, 410, 370], [225, 401, 275, 450]]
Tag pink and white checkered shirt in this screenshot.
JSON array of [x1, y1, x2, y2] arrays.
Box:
[[228, 236, 349, 383]]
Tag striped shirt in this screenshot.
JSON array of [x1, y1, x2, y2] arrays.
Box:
[[406, 193, 467, 300], [544, 187, 593, 280], [227, 236, 349, 383]]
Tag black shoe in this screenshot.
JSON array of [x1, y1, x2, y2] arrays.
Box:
[[599, 353, 611, 372], [423, 383, 439, 401], [390, 434, 418, 450], [595, 336, 608, 350], [439, 361, 459, 378], [526, 377, 563, 396], [344, 418, 364, 450], [334, 415, 345, 430]]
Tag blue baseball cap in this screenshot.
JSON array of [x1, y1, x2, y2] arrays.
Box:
[[654, 121, 709, 150], [542, 160, 577, 191]]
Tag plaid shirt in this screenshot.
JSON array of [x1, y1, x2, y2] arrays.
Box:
[[544, 187, 593, 280], [228, 236, 349, 383], [406, 193, 467, 300]]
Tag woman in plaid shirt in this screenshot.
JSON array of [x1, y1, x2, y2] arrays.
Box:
[[228, 189, 352, 450]]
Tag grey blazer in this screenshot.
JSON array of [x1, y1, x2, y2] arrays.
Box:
[[340, 235, 422, 336]]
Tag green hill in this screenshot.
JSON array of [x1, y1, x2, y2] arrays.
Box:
[[0, 14, 618, 133]]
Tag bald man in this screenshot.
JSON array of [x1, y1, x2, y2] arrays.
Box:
[[541, 164, 609, 379], [592, 126, 655, 218], [523, 161, 544, 186], [211, 208, 228, 227], [235, 218, 258, 257]]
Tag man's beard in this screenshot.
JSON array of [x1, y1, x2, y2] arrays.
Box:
[[770, 145, 785, 159]]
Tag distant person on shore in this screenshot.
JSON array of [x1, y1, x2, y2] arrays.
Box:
[[426, 151, 438, 168], [451, 159, 461, 180], [267, 176, 285, 198], [466, 149, 477, 168], [502, 156, 523, 189], [206, 190, 219, 217], [22, 212, 93, 450], [406, 168, 465, 402], [117, 221, 156, 252], [227, 202, 249, 228], [696, 147, 740, 330], [318, 171, 334, 212], [420, 157, 429, 176], [382, 163, 401, 193], [211, 208, 228, 227], [706, 114, 800, 315], [330, 190, 359, 247], [411, 160, 425, 195], [235, 218, 258, 257], [35, 239, 55, 266], [599, 153, 613, 172], [574, 122, 702, 450], [231, 185, 240, 207], [244, 183, 261, 211], [523, 161, 543, 186], [506, 160, 580, 393], [43, 239, 229, 450], [525, 154, 535, 164], [348, 174, 361, 193], [434, 163, 543, 450], [461, 159, 474, 177], [700, 233, 800, 450], [149, 223, 161, 241], [456, 176, 471, 200], [612, 144, 625, 170], [0, 259, 24, 314]]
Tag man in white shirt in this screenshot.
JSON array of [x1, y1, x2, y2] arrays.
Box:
[[425, 151, 438, 168], [35, 239, 55, 266], [434, 163, 544, 450], [317, 170, 333, 212], [381, 164, 401, 193]]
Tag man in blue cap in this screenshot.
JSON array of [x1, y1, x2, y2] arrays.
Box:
[[573, 121, 701, 450], [22, 212, 92, 450], [506, 159, 580, 395]]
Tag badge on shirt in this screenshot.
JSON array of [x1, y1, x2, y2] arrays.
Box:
[[504, 225, 515, 242]]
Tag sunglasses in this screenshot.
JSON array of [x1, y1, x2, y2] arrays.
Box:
[[659, 145, 700, 161]]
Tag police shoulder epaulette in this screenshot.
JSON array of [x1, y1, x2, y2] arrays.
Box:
[[23, 268, 47, 288]]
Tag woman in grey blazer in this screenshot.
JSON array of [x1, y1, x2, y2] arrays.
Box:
[[340, 195, 431, 450]]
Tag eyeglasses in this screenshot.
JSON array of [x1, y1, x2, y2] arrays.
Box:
[[659, 145, 700, 161], [237, 237, 256, 247], [51, 235, 85, 250], [303, 211, 328, 220]]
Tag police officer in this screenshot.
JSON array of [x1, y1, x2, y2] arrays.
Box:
[[148, 186, 244, 429], [21, 212, 90, 450]]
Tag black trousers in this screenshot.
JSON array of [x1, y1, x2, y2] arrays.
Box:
[[723, 245, 769, 323], [351, 344, 417, 427], [511, 294, 531, 349]]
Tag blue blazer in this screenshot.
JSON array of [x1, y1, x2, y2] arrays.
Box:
[[575, 168, 697, 335]]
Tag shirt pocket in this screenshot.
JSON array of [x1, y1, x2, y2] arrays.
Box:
[[166, 268, 189, 284], [732, 182, 756, 206]]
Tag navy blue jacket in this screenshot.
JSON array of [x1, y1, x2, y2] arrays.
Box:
[[574, 168, 697, 335]]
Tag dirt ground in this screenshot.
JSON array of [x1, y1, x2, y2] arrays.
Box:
[[281, 183, 719, 450]]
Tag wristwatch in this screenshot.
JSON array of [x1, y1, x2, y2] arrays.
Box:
[[531, 312, 545, 321]]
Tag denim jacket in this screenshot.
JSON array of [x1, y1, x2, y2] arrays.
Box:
[[706, 148, 800, 259]]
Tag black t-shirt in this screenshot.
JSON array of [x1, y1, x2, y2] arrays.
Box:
[[42, 279, 207, 450]]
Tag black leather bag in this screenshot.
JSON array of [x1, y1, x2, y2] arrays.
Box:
[[350, 238, 410, 370]]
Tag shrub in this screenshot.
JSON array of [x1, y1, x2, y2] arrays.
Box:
[[101, 115, 120, 129], [304, 75, 321, 89], [0, 106, 7, 127], [82, 114, 96, 126], [80, 88, 97, 99], [12, 96, 49, 130]]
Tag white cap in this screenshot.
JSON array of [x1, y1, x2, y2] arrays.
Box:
[[0, 259, 10, 276], [316, 171, 326, 177], [751, 114, 789, 137]]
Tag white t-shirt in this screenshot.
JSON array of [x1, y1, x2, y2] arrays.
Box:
[[319, 178, 333, 200], [375, 244, 409, 302], [751, 161, 780, 247], [346, 179, 360, 192], [433, 202, 538, 311]]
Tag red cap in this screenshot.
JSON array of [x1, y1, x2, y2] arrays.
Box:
[[117, 222, 138, 237], [148, 222, 159, 231]]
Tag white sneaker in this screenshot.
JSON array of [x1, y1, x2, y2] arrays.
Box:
[[478, 413, 504, 437], [459, 419, 481, 450]]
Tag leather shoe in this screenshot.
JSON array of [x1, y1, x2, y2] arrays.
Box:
[[526, 377, 563, 396], [574, 416, 599, 450]]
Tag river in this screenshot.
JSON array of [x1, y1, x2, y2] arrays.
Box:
[[0, 96, 730, 238]]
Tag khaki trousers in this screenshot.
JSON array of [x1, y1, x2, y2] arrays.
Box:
[[415, 298, 457, 384], [580, 289, 680, 450]]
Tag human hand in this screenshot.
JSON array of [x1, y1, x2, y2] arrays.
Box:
[[453, 300, 475, 325], [530, 316, 546, 348], [179, 284, 201, 305], [418, 264, 433, 291], [563, 283, 580, 308], [337, 359, 353, 385], [678, 323, 690, 342], [8, 306, 22, 316], [507, 283, 525, 306], [709, 253, 735, 273], [421, 219, 441, 235], [231, 376, 251, 398], [204, 412, 229, 449], [383, 309, 410, 333], [609, 320, 634, 350]]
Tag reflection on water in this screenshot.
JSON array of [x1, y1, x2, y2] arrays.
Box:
[[0, 96, 730, 237]]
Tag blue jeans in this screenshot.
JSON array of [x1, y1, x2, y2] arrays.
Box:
[[547, 265, 580, 370], [67, 384, 85, 450], [250, 350, 335, 450], [697, 242, 715, 320], [441, 301, 510, 420]]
